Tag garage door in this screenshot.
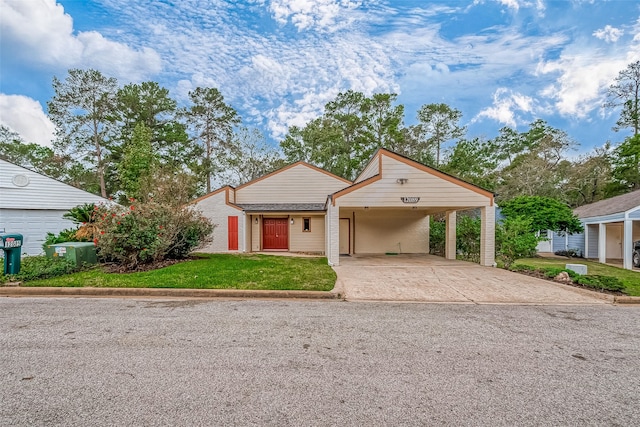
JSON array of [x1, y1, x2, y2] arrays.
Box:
[[0, 209, 74, 256]]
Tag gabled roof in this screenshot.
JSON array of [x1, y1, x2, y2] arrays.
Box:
[[235, 161, 351, 190], [331, 148, 494, 203], [190, 185, 235, 204], [574, 189, 640, 219], [0, 158, 108, 210], [236, 203, 326, 212]]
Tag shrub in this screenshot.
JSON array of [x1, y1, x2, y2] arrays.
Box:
[[496, 216, 539, 269], [575, 275, 625, 292], [429, 217, 445, 256], [457, 215, 481, 263], [541, 267, 579, 279], [510, 264, 536, 272], [43, 228, 89, 249], [92, 201, 214, 270], [1, 256, 79, 282]]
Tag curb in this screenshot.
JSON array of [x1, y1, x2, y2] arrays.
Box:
[[613, 296, 640, 305], [0, 286, 342, 300]]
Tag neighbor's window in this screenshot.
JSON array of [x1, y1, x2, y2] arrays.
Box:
[[303, 217, 311, 232]]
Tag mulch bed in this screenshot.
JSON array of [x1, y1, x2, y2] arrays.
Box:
[[511, 268, 626, 296]]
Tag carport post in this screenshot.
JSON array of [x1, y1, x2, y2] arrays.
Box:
[[445, 210, 456, 260], [623, 219, 633, 270], [598, 223, 606, 264], [480, 206, 495, 267]]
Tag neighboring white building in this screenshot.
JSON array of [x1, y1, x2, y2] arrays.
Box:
[[0, 159, 107, 255], [194, 148, 496, 267], [571, 190, 640, 270]]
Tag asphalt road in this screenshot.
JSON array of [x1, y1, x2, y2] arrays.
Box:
[[1, 298, 639, 426]]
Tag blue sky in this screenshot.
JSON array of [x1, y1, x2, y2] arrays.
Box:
[[1, 0, 640, 156]]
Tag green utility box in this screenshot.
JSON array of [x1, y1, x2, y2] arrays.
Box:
[[0, 233, 23, 275], [45, 242, 97, 266]]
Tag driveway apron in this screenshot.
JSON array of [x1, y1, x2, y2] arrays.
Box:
[[332, 254, 610, 304]]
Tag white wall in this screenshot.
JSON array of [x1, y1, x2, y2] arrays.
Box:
[[194, 189, 244, 252], [351, 209, 429, 254]]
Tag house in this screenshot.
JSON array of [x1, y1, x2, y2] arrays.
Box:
[[566, 189, 640, 270], [0, 159, 107, 255], [194, 148, 495, 266]]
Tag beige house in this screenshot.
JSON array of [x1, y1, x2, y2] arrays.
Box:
[[194, 149, 495, 266]]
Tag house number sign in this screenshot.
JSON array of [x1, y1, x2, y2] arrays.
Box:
[[401, 197, 420, 203]]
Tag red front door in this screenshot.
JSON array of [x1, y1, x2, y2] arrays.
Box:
[[263, 218, 288, 250], [228, 216, 238, 250]]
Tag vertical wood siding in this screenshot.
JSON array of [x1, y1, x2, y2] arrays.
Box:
[[236, 164, 347, 204], [289, 215, 325, 252], [336, 155, 491, 208], [353, 209, 428, 254]]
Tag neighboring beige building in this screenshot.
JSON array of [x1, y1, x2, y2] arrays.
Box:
[[193, 148, 495, 266]]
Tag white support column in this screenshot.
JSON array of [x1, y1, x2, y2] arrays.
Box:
[[326, 203, 340, 266], [624, 219, 633, 270], [480, 206, 496, 267], [584, 226, 589, 258], [598, 223, 607, 264], [445, 210, 456, 260]]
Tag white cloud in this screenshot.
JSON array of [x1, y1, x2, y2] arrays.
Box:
[[485, 0, 545, 13], [267, 0, 363, 32], [593, 25, 623, 43], [474, 88, 541, 127], [0, 94, 56, 147], [536, 32, 640, 118], [0, 0, 161, 81]]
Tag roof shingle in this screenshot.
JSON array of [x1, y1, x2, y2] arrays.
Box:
[[573, 189, 640, 219]]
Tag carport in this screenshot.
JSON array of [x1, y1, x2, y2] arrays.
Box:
[[325, 149, 495, 267]]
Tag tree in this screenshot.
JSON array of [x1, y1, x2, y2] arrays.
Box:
[[281, 91, 407, 180], [495, 120, 575, 202], [611, 134, 640, 192], [183, 87, 240, 193], [563, 145, 614, 206], [416, 103, 466, 167], [605, 61, 640, 135], [441, 137, 498, 190], [48, 69, 118, 197], [118, 122, 155, 202], [219, 127, 284, 186], [499, 196, 583, 235]]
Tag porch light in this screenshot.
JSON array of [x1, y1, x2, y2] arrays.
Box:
[[255, 217, 258, 224], [396, 178, 408, 185], [290, 218, 294, 225]]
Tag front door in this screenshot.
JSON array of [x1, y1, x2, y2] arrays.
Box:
[[263, 218, 289, 250]]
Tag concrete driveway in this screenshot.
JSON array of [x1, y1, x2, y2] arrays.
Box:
[[332, 254, 610, 304]]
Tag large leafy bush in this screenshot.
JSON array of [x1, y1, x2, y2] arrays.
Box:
[[92, 201, 213, 270], [496, 216, 539, 268]]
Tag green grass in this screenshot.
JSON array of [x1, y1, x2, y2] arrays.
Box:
[[513, 257, 640, 296], [22, 254, 336, 291]]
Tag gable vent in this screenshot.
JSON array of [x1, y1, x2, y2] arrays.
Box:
[[12, 174, 30, 187]]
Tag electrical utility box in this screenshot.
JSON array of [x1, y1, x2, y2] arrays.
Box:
[[45, 242, 98, 266]]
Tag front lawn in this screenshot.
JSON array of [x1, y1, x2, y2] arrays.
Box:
[[513, 257, 640, 296], [22, 254, 336, 291]]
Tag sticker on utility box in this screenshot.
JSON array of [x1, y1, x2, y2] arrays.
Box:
[[55, 247, 67, 255]]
